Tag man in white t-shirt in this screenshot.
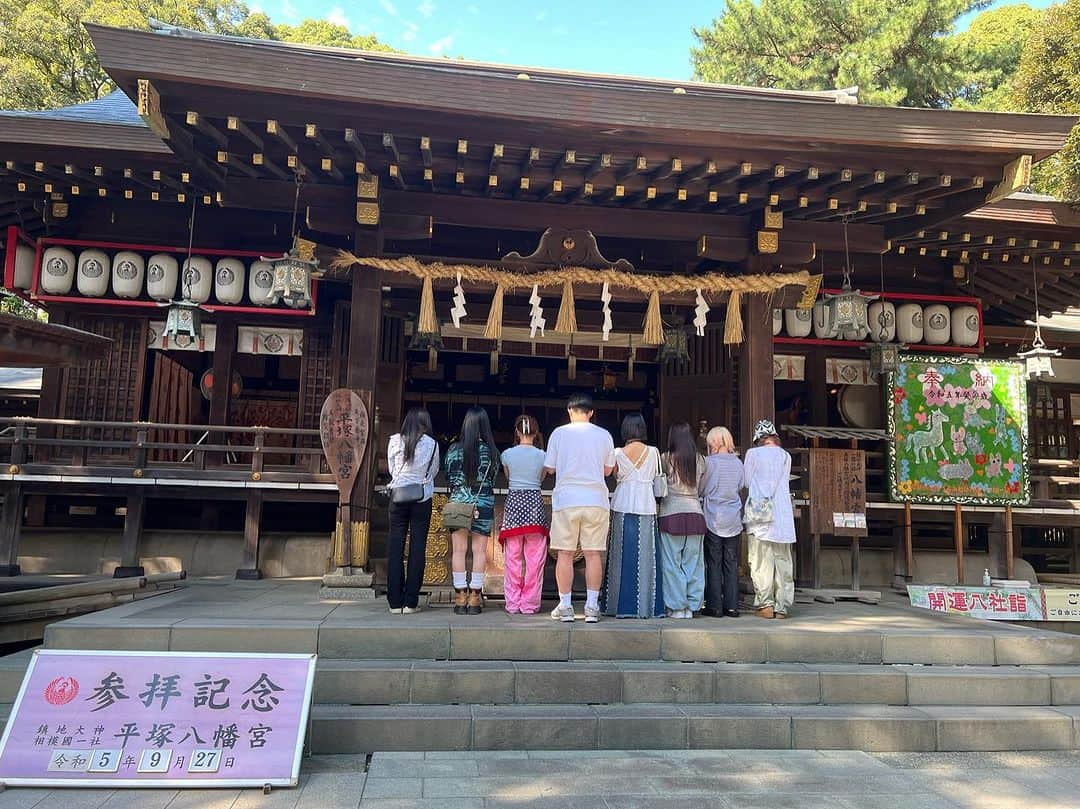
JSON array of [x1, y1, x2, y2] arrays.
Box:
[[544, 393, 615, 623]]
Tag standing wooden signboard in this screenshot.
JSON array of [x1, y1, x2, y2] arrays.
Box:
[[808, 447, 867, 590], [809, 448, 868, 537], [319, 389, 370, 571]]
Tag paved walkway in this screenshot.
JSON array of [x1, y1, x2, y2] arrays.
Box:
[[0, 750, 1077, 809]]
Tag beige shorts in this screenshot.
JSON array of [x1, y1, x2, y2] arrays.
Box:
[[549, 506, 610, 552]]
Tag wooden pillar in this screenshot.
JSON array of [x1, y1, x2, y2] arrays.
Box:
[[208, 319, 238, 464], [114, 494, 146, 578], [891, 518, 906, 590], [987, 510, 1007, 580], [236, 491, 263, 579], [344, 224, 384, 573], [0, 484, 23, 576], [1007, 505, 1017, 579], [954, 504, 965, 584], [807, 349, 828, 426], [738, 275, 775, 450]]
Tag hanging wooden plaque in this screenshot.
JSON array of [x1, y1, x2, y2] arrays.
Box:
[[319, 389, 370, 506]]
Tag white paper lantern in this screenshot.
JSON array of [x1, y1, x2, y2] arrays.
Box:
[[772, 309, 782, 336], [868, 301, 896, 343], [181, 256, 213, 303], [12, 244, 34, 290], [111, 251, 145, 299], [248, 260, 275, 306], [784, 308, 813, 338], [924, 303, 951, 345], [951, 305, 980, 347], [813, 301, 835, 338], [76, 249, 110, 297], [214, 258, 245, 304], [40, 247, 76, 295], [896, 303, 924, 344], [146, 254, 178, 301]]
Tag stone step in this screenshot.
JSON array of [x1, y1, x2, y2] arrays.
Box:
[[314, 659, 1080, 707], [43, 620, 1080, 667], [309, 703, 1080, 754]]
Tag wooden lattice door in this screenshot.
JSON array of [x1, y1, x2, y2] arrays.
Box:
[[59, 315, 148, 462], [659, 326, 734, 447], [146, 353, 194, 462]]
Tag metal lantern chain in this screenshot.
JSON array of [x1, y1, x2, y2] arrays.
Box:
[[1018, 259, 1060, 378], [182, 190, 197, 300], [163, 191, 203, 343], [824, 211, 876, 338], [264, 169, 319, 306]]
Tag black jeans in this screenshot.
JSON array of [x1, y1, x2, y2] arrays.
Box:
[[387, 498, 433, 609], [704, 530, 741, 613]]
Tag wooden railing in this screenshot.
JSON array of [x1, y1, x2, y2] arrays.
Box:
[[0, 417, 333, 484]]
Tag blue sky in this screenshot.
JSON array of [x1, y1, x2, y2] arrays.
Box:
[[259, 0, 1059, 79]]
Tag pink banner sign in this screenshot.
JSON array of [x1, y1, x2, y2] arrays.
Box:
[[0, 650, 316, 788]]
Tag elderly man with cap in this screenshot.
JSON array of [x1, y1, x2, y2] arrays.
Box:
[[742, 419, 797, 619]]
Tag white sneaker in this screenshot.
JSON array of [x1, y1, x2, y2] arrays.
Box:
[[551, 604, 575, 622], [682, 609, 695, 619], [402, 606, 422, 614], [584, 604, 601, 623]]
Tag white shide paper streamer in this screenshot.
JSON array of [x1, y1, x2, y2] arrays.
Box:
[[600, 282, 613, 341], [529, 284, 546, 338], [693, 289, 710, 337], [450, 273, 467, 328]]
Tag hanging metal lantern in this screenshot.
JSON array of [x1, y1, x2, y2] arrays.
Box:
[[862, 252, 900, 379], [1018, 331, 1060, 379], [408, 315, 443, 371], [163, 299, 203, 345], [1016, 262, 1060, 378], [867, 340, 903, 379], [656, 316, 690, 367], [826, 213, 877, 337], [264, 236, 317, 305]]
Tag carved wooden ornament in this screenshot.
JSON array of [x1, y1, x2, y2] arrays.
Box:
[[502, 227, 634, 270], [319, 389, 370, 506]]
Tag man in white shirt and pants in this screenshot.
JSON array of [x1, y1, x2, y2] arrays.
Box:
[[544, 393, 616, 623]]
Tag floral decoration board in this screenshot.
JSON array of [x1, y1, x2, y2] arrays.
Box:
[[887, 355, 1029, 505]]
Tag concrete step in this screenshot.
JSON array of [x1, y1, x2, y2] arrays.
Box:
[[43, 619, 1080, 667], [309, 703, 1080, 753], [313, 659, 1080, 707]]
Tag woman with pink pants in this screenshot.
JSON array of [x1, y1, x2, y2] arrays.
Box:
[[499, 414, 550, 614]]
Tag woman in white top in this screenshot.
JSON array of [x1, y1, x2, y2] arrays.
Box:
[[742, 419, 797, 619], [601, 413, 665, 618], [385, 408, 440, 615]]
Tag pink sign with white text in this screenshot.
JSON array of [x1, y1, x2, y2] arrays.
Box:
[[0, 650, 316, 787]]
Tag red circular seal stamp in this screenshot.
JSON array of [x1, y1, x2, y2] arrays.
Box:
[[44, 676, 79, 706]]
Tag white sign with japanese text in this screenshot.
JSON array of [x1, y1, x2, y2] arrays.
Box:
[[0, 650, 316, 788]]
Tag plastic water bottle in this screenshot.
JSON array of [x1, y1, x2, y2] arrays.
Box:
[[982, 568, 992, 587]]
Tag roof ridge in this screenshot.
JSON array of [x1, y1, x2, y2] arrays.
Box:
[[145, 19, 858, 105]]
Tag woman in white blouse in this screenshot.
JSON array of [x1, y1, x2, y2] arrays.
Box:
[[385, 408, 440, 615], [601, 413, 665, 618]]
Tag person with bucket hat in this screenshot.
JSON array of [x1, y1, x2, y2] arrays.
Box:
[[742, 419, 797, 619]]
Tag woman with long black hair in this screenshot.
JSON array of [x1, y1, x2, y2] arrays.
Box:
[[385, 408, 439, 614], [658, 421, 707, 618], [444, 406, 500, 615]]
